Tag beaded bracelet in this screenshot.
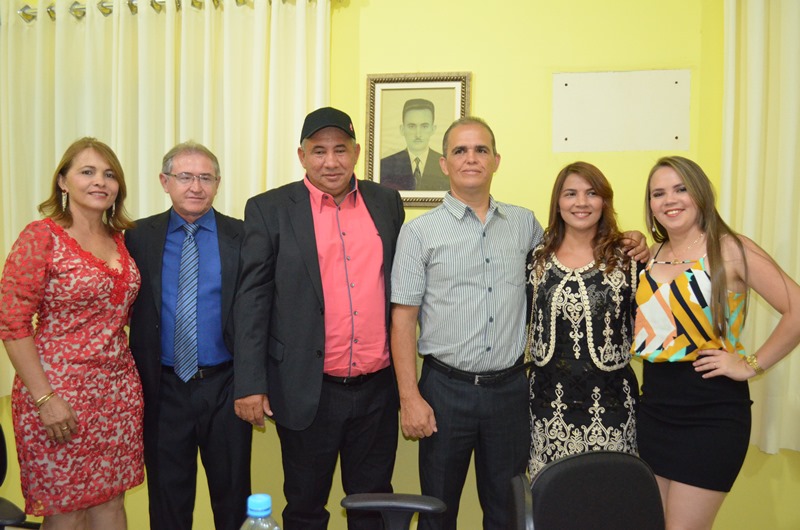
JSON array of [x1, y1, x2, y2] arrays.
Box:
[[34, 391, 56, 408], [744, 354, 765, 375]]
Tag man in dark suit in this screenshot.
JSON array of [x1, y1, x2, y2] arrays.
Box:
[[380, 98, 449, 191], [234, 107, 405, 530], [126, 142, 251, 530]]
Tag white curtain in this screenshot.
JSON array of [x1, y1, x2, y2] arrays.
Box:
[[0, 0, 331, 395], [721, 0, 800, 452]]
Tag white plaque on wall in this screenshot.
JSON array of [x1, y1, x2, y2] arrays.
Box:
[[552, 69, 690, 152]]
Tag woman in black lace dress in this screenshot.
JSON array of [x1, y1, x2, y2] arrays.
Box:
[[526, 162, 641, 476]]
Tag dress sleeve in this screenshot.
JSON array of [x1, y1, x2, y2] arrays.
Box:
[[0, 221, 53, 340]]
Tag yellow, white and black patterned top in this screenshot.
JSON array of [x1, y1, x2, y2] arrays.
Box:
[[633, 256, 746, 363]]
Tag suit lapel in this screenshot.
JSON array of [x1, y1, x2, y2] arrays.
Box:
[[215, 211, 240, 329], [287, 182, 325, 305], [147, 212, 170, 319]]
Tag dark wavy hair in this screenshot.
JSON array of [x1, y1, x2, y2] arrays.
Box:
[[644, 156, 747, 337], [532, 161, 629, 274], [38, 137, 134, 232]]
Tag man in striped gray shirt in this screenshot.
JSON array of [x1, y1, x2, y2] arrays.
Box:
[[390, 117, 541, 529]]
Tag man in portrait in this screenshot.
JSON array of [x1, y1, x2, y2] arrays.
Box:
[[380, 98, 450, 191]]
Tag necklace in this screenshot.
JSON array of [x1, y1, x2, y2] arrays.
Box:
[[652, 232, 705, 265]]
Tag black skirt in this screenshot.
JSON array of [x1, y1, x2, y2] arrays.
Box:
[[637, 361, 752, 492]]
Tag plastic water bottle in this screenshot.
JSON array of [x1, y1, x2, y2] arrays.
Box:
[[240, 493, 281, 529]]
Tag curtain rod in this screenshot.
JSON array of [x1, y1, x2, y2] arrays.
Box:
[[16, 0, 253, 22]]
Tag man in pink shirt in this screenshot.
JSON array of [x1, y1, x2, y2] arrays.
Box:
[[234, 107, 406, 529]]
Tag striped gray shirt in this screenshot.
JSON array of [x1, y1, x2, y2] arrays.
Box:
[[391, 193, 544, 372]]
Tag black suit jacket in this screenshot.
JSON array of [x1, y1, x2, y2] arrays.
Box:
[[380, 148, 449, 191], [233, 179, 405, 431], [125, 209, 244, 447]]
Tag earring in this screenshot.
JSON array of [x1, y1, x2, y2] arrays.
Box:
[[110, 203, 116, 218], [651, 215, 657, 233], [61, 190, 68, 211]]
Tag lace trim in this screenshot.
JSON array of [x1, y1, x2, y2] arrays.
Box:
[[528, 376, 638, 476], [527, 253, 633, 372], [44, 218, 131, 305]]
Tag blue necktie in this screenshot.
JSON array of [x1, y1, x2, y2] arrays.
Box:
[[174, 223, 200, 382]]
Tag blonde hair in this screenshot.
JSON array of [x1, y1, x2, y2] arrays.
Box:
[[644, 156, 748, 337]]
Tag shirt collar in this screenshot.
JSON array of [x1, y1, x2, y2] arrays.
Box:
[[442, 193, 502, 220], [304, 175, 359, 212], [406, 148, 429, 169], [168, 208, 216, 233]]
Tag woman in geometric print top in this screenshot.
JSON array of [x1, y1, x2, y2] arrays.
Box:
[[632, 156, 800, 530]]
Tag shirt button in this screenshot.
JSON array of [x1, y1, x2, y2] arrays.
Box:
[[346, 256, 351, 261], [354, 311, 359, 316], [354, 339, 359, 344], [488, 287, 493, 292], [316, 350, 323, 358], [485, 258, 490, 263], [489, 317, 494, 323], [342, 232, 347, 236], [350, 283, 356, 288], [486, 346, 491, 352]]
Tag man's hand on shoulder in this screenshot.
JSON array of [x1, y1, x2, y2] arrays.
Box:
[[235, 394, 272, 427]]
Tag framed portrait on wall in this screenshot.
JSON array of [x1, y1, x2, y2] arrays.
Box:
[[365, 72, 471, 206]]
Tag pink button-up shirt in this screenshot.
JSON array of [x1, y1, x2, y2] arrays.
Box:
[[305, 177, 390, 377]]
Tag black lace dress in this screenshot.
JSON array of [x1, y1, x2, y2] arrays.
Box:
[[526, 253, 639, 476]]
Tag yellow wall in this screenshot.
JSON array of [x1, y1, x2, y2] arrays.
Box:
[[326, 1, 800, 529], [332, 0, 724, 230], [1, 1, 799, 529]]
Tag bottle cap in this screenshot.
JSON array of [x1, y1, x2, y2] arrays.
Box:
[[247, 494, 272, 517]]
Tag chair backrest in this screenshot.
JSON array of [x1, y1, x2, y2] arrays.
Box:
[[528, 451, 665, 530], [0, 424, 7, 487], [510, 473, 534, 530]]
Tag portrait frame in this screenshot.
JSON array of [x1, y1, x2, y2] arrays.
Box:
[[366, 72, 471, 206]]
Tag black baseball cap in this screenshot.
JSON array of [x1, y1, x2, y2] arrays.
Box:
[[300, 107, 356, 143]]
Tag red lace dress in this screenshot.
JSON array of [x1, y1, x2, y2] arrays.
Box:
[[0, 218, 144, 516]]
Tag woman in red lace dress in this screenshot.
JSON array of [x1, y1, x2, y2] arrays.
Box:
[[0, 138, 144, 529]]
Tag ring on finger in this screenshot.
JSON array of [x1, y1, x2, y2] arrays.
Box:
[[60, 425, 70, 431]]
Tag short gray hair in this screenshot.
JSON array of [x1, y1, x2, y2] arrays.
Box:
[[161, 141, 221, 176]]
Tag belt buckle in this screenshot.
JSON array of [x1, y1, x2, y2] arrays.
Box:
[[474, 374, 481, 386]]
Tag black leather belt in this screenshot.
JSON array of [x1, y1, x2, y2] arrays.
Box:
[[323, 367, 387, 386], [162, 361, 232, 380], [424, 355, 526, 386]]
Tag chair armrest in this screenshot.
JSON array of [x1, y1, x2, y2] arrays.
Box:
[[341, 493, 446, 514]]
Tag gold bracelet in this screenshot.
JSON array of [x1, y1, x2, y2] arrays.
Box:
[[744, 354, 765, 375], [34, 391, 56, 408]]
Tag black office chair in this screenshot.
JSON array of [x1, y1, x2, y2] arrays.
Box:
[[0, 424, 26, 529], [510, 473, 534, 530], [511, 451, 665, 530], [341, 493, 446, 530]]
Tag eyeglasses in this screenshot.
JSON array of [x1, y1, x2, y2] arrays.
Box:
[[165, 172, 219, 186]]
